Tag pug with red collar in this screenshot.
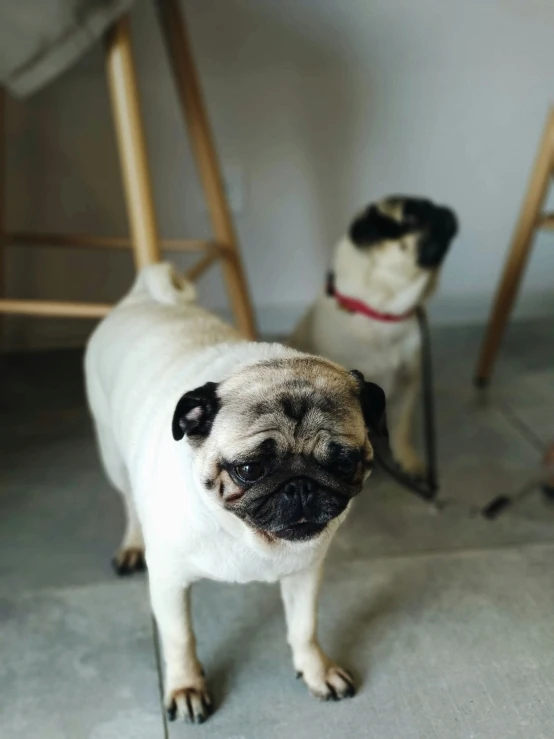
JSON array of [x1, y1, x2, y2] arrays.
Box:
[[290, 196, 458, 476]]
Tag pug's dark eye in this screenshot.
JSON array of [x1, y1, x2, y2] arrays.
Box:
[[234, 463, 265, 483], [327, 444, 361, 477], [333, 457, 358, 476]]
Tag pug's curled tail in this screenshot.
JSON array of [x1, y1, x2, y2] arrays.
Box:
[[130, 261, 197, 306]]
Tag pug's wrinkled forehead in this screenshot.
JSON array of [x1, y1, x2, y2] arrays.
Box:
[[214, 356, 369, 460], [172, 356, 386, 465], [349, 196, 458, 249]]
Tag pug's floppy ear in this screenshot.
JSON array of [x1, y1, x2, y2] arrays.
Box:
[[349, 205, 401, 247], [172, 382, 220, 441], [349, 370, 388, 437]]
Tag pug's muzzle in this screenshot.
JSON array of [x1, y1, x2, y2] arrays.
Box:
[[416, 206, 458, 269], [227, 465, 364, 542], [253, 476, 352, 540]]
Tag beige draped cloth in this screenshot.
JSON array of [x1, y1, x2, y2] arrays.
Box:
[[0, 0, 136, 98]]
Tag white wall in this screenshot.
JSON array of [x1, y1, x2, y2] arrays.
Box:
[[4, 0, 554, 350]]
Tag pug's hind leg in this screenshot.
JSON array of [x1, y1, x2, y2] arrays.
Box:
[[93, 420, 146, 575], [112, 490, 146, 576], [389, 371, 425, 478], [149, 573, 212, 724], [280, 563, 356, 701]]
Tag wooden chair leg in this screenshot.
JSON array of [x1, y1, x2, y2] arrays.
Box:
[[474, 107, 554, 386], [105, 15, 161, 269], [156, 0, 257, 339]]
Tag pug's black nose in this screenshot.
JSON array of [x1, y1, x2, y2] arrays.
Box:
[[284, 477, 317, 508]]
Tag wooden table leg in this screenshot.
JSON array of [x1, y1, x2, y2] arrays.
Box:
[[105, 15, 161, 269], [474, 107, 554, 386], [155, 0, 257, 339]]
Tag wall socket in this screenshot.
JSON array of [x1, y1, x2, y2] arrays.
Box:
[[197, 164, 246, 214]]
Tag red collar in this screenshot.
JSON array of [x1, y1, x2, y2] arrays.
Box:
[[326, 272, 416, 323]]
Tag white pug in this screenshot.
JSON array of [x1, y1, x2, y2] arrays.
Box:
[[290, 196, 458, 476], [84, 262, 386, 724]]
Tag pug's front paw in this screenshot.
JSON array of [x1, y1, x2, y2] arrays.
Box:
[[296, 652, 356, 701], [165, 676, 213, 724]]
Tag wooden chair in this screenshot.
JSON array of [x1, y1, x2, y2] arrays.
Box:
[[0, 0, 256, 342], [475, 107, 554, 386]]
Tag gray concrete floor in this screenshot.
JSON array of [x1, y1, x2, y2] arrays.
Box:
[[1, 321, 553, 738]]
